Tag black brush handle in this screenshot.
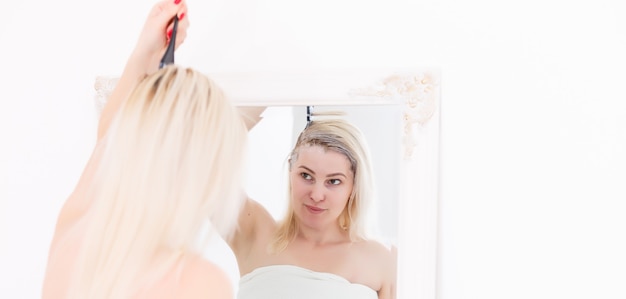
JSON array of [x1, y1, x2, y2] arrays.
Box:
[[159, 16, 179, 69]]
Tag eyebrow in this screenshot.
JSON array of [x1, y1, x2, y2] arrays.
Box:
[[299, 166, 347, 178]]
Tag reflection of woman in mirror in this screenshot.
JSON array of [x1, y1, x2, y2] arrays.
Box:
[[42, 1, 248, 298], [229, 116, 397, 299]]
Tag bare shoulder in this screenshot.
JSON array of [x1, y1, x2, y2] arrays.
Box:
[[358, 239, 397, 299], [359, 239, 396, 265], [178, 256, 234, 299]]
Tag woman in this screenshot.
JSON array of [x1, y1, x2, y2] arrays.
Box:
[[42, 1, 247, 298], [229, 116, 397, 299]]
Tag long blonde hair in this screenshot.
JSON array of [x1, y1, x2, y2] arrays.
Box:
[[70, 66, 247, 298], [272, 117, 375, 252]]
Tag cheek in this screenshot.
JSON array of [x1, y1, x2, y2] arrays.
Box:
[[327, 187, 348, 204], [290, 178, 307, 198], [339, 192, 351, 207], [336, 187, 353, 205]]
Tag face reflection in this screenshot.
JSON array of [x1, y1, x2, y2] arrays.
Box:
[[290, 145, 354, 231]]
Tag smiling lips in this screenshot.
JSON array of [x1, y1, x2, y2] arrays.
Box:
[[305, 204, 326, 214]]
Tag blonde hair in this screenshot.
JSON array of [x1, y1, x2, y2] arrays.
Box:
[[70, 66, 247, 298], [272, 117, 375, 252]]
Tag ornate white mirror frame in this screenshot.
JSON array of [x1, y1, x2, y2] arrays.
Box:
[[95, 68, 440, 299]]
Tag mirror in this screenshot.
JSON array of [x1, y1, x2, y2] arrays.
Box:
[[95, 68, 440, 298], [245, 104, 403, 241]]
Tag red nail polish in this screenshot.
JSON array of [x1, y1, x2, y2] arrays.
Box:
[[174, 0, 181, 4], [167, 29, 173, 39], [178, 13, 185, 21]]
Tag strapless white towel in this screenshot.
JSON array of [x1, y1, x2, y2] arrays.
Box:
[[237, 265, 377, 299]]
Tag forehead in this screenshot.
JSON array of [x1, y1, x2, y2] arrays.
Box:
[[294, 145, 352, 175]]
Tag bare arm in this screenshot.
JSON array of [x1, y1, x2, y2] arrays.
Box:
[[97, 0, 190, 141], [96, 53, 151, 141], [226, 108, 269, 255], [55, 0, 190, 238], [378, 245, 397, 299], [227, 198, 275, 262], [48, 0, 190, 273]]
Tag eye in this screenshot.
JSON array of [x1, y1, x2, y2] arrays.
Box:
[[300, 172, 313, 181], [328, 179, 342, 185]]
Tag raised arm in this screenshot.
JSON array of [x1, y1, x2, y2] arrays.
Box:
[[53, 0, 190, 235], [227, 107, 279, 272], [97, 0, 189, 141], [227, 196, 277, 273]]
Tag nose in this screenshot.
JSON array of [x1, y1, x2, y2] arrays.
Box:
[[309, 183, 325, 202]]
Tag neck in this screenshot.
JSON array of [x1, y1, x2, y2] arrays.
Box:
[[296, 222, 348, 245]]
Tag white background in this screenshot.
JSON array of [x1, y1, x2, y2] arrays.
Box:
[[1, 0, 626, 298]]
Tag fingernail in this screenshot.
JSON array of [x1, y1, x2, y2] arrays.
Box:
[[178, 13, 185, 21], [174, 0, 181, 4], [167, 29, 173, 39]]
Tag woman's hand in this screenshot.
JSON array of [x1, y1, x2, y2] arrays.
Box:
[[97, 0, 190, 141], [131, 0, 190, 76]]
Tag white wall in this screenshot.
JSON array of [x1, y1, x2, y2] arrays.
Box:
[[421, 2, 626, 299], [1, 0, 626, 298]]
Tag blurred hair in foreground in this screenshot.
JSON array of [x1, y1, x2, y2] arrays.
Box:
[[69, 66, 247, 298]]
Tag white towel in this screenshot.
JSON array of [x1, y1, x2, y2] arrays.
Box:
[[238, 265, 378, 299]]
